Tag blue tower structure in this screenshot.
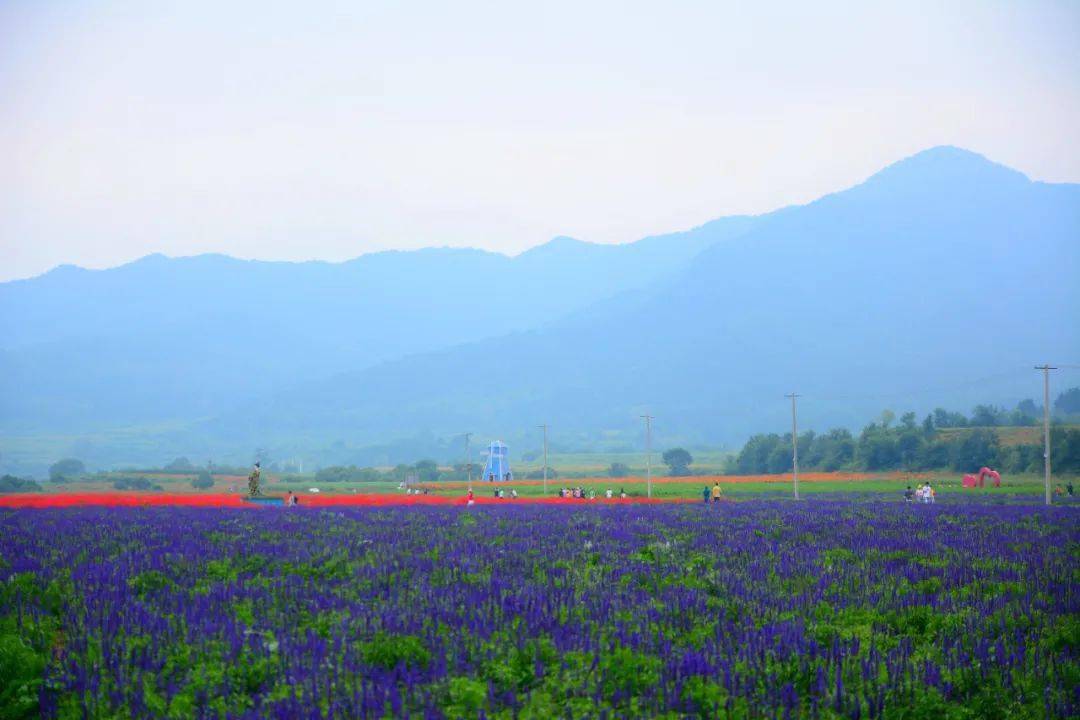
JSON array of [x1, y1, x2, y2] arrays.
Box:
[[482, 440, 513, 482]]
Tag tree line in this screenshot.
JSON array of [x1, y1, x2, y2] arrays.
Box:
[[727, 393, 1080, 476]]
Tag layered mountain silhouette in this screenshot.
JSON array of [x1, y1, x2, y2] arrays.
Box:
[[2, 146, 1077, 471], [0, 219, 750, 430]]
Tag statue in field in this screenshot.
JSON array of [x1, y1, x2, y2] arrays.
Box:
[[248, 462, 262, 496]]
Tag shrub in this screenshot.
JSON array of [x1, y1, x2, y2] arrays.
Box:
[[191, 470, 215, 490], [48, 458, 85, 483], [0, 475, 42, 493], [662, 448, 693, 476], [112, 477, 163, 491]]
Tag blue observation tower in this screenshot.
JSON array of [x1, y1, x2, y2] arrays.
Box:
[[482, 441, 513, 482]]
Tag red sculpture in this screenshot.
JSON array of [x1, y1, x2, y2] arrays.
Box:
[[962, 467, 1001, 488]]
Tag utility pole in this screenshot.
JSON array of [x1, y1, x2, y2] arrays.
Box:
[[463, 432, 473, 491], [641, 414, 654, 499], [538, 424, 549, 496], [1035, 366, 1056, 506], [786, 393, 801, 500]]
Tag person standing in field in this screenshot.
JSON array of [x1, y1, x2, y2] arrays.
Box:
[[702, 486, 710, 504], [247, 462, 261, 496], [711, 482, 722, 504]]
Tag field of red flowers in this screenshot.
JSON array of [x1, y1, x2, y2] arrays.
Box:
[[0, 492, 694, 509]]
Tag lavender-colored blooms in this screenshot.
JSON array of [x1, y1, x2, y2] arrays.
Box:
[[1, 501, 1076, 718]]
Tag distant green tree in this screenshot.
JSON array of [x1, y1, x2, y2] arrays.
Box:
[[815, 429, 855, 471], [917, 441, 950, 469], [734, 434, 782, 474], [856, 424, 899, 471], [191, 470, 214, 489], [1050, 426, 1080, 474], [112, 476, 162, 491], [766, 443, 792, 474], [1016, 399, 1040, 419], [949, 428, 1000, 471], [662, 448, 693, 476], [315, 465, 384, 483], [164, 457, 194, 472], [970, 405, 1001, 427], [49, 458, 85, 483], [1000, 444, 1042, 474], [0, 475, 43, 492], [380, 463, 416, 482], [1054, 387, 1080, 417], [921, 414, 936, 439], [413, 459, 440, 483], [896, 430, 924, 470], [1007, 409, 1037, 426], [899, 412, 917, 431], [933, 408, 967, 428], [608, 462, 631, 478], [525, 468, 558, 479]]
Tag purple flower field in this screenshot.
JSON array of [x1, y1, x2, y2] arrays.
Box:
[[1, 501, 1077, 719]]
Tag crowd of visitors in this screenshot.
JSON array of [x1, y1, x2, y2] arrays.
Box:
[[904, 483, 936, 503]]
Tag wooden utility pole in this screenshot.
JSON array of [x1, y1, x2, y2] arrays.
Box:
[[538, 424, 549, 496], [786, 393, 801, 499], [464, 432, 473, 491], [641, 414, 654, 499], [1035, 366, 1056, 505]]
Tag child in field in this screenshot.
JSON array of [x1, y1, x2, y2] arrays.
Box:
[[466, 488, 475, 506], [605, 488, 613, 499], [928, 484, 936, 504], [702, 486, 710, 504], [904, 486, 914, 502], [711, 482, 722, 504]]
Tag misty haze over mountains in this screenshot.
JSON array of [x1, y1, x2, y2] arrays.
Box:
[[1, 146, 1077, 474]]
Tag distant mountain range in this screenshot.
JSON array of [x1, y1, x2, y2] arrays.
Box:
[[1, 146, 1077, 473]]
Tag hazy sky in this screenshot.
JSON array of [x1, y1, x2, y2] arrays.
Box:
[[2, 0, 1078, 281]]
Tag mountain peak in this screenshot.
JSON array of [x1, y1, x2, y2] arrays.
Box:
[[862, 145, 1030, 190], [517, 235, 594, 258]]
